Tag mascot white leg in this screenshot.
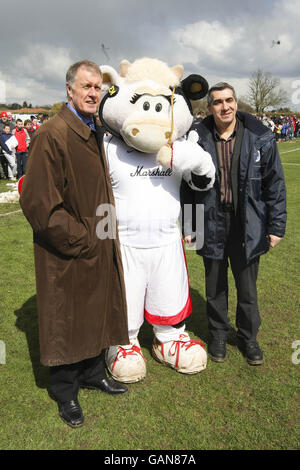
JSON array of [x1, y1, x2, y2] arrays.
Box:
[[145, 240, 207, 374], [152, 324, 207, 374]]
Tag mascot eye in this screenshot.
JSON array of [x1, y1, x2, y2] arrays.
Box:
[[143, 101, 150, 111], [155, 103, 162, 112]]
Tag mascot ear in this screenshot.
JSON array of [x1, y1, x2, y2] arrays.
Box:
[[171, 65, 184, 81], [181, 74, 209, 100], [120, 59, 131, 77], [100, 65, 121, 88]]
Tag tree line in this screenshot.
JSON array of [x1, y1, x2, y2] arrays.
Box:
[[0, 68, 295, 116], [0, 101, 52, 111], [194, 68, 293, 116]]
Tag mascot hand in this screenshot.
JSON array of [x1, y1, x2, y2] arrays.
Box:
[[157, 145, 173, 167], [156, 131, 200, 168], [187, 130, 199, 144]]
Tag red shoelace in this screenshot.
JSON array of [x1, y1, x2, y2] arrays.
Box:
[[112, 343, 147, 371], [165, 335, 205, 368]]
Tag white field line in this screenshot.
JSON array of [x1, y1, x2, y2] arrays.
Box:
[[0, 209, 22, 217], [0, 151, 299, 214], [280, 147, 300, 155]]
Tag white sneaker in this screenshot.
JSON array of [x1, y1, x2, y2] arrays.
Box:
[[152, 333, 207, 374], [105, 338, 147, 383]]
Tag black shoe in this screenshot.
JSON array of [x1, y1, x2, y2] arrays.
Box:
[[208, 338, 227, 362], [239, 340, 264, 365], [81, 377, 128, 395], [58, 399, 84, 428]]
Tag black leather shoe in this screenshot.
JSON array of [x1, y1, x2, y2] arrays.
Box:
[[239, 341, 264, 365], [58, 400, 84, 428], [81, 377, 128, 395], [208, 338, 227, 362]]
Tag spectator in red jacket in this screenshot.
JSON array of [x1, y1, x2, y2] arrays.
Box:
[[13, 119, 30, 179]]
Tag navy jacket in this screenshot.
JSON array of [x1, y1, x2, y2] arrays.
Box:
[[0, 132, 11, 154], [181, 111, 287, 262]]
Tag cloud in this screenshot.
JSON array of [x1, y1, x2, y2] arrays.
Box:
[[170, 0, 300, 79], [18, 44, 73, 83], [166, 0, 300, 109], [2, 44, 74, 105], [173, 21, 244, 62], [0, 0, 299, 110]]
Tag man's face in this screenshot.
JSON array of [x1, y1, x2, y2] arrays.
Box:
[[4, 126, 10, 134], [67, 66, 102, 118], [1, 116, 7, 123], [16, 121, 23, 129], [208, 88, 237, 128], [25, 122, 32, 130]]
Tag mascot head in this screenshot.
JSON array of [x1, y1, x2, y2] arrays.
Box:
[[99, 58, 208, 154]]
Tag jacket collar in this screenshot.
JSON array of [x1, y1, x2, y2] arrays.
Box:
[[235, 111, 272, 137], [58, 103, 93, 141]]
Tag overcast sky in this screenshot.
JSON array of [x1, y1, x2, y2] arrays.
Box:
[[0, 0, 299, 110]]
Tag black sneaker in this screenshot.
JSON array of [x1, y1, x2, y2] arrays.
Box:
[[208, 338, 227, 362], [239, 340, 264, 366]]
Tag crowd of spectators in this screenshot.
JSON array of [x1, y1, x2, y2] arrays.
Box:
[[1, 106, 299, 183], [258, 114, 300, 141], [194, 110, 300, 143], [0, 111, 49, 181]]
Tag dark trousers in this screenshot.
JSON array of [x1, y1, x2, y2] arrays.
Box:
[[49, 352, 106, 403], [0, 153, 7, 178], [16, 152, 27, 179], [203, 210, 261, 343]]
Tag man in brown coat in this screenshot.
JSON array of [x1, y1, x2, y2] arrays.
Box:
[[20, 60, 129, 428]]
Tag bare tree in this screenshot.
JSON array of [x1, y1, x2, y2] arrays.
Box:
[[237, 97, 254, 113], [247, 69, 288, 113]]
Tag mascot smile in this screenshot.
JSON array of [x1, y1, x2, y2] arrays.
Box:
[[99, 58, 215, 383]]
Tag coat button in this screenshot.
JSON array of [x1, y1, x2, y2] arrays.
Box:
[[69, 236, 76, 244]]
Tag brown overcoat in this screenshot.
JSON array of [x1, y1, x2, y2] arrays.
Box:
[[20, 104, 129, 366]]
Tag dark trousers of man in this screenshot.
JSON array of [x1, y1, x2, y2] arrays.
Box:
[[16, 152, 27, 179], [203, 209, 261, 343], [49, 352, 106, 403], [0, 153, 7, 178]]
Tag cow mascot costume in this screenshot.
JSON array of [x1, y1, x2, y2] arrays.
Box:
[[99, 58, 215, 383]]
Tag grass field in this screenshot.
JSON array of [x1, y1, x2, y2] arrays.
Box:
[[0, 140, 299, 450]]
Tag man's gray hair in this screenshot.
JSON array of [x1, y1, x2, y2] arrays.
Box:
[[207, 82, 237, 106], [66, 60, 102, 88]]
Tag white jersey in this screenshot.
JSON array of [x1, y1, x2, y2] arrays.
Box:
[[104, 135, 183, 248]]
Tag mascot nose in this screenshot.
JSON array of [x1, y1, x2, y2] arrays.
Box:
[[131, 128, 140, 136]]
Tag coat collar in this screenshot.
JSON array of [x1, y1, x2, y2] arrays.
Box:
[[58, 103, 93, 141]]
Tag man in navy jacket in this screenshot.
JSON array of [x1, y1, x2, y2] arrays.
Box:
[[0, 132, 11, 154], [181, 82, 286, 365], [0, 127, 12, 178]]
